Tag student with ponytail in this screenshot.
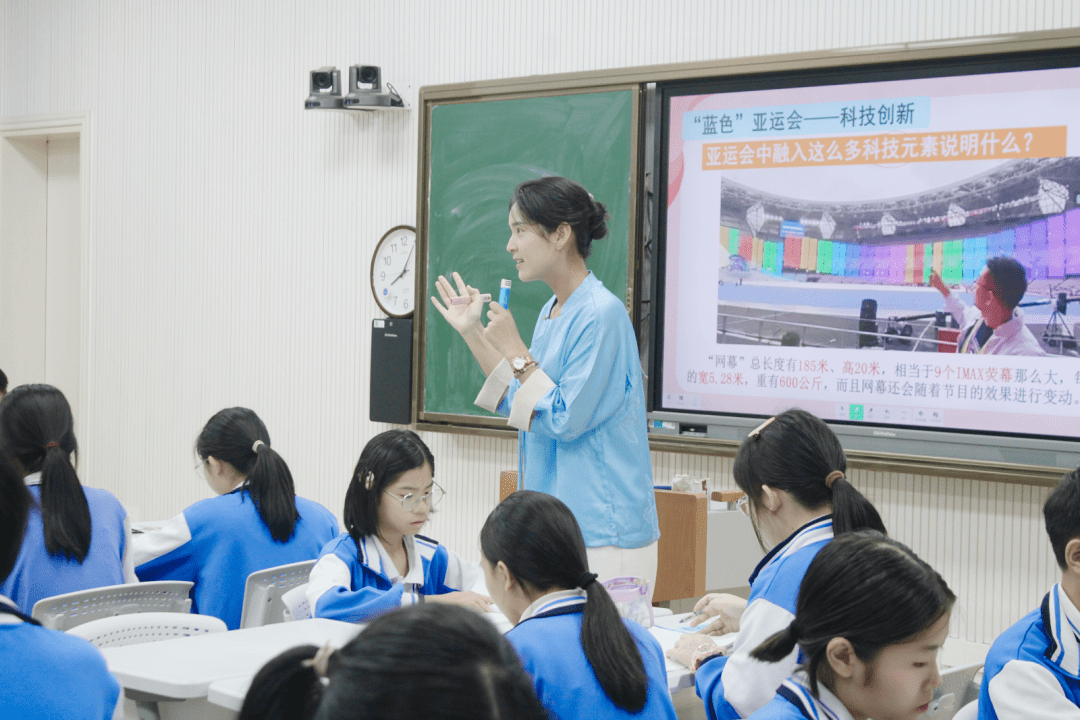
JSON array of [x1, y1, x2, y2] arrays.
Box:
[[480, 490, 677, 719], [0, 442, 122, 719], [669, 408, 886, 720], [239, 604, 547, 720], [134, 407, 338, 629], [747, 532, 954, 720], [0, 384, 136, 613]]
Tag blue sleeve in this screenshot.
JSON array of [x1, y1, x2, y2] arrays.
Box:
[[314, 582, 410, 623], [696, 655, 741, 720], [525, 306, 632, 442]]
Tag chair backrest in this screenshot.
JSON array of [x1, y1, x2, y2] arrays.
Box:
[[66, 611, 227, 648], [499, 471, 518, 502], [951, 701, 978, 720], [239, 560, 317, 629], [281, 583, 312, 622], [653, 490, 707, 603], [918, 663, 983, 720], [31, 581, 194, 631]]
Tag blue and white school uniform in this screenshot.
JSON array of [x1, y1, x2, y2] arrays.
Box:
[[748, 673, 854, 720], [1, 472, 135, 614], [307, 532, 482, 623], [133, 487, 338, 630], [507, 589, 677, 720], [0, 595, 121, 719], [475, 272, 660, 550], [696, 516, 834, 720], [979, 583, 1080, 719]]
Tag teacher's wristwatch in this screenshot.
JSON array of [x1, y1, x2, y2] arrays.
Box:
[[511, 356, 537, 377]]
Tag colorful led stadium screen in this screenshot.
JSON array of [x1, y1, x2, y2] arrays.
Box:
[[652, 48, 1080, 456]]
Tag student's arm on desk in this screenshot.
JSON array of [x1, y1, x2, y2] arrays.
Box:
[[306, 554, 420, 623], [694, 597, 798, 720]]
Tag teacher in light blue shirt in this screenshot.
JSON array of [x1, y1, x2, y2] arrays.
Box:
[[432, 176, 660, 597]]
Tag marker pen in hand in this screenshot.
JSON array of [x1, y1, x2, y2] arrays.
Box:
[[499, 279, 512, 309]]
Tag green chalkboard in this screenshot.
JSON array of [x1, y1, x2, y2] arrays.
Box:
[[418, 88, 637, 424]]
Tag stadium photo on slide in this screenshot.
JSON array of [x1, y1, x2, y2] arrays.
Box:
[[660, 60, 1080, 438]]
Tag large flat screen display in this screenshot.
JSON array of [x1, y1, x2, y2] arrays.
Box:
[[655, 51, 1080, 450]]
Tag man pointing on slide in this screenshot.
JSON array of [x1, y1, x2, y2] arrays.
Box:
[[930, 256, 1046, 356]]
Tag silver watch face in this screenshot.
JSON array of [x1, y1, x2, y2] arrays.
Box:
[[512, 357, 526, 371]]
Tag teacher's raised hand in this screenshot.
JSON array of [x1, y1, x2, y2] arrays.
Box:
[[431, 272, 484, 336]]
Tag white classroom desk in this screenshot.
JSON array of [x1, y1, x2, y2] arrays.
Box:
[[204, 612, 729, 714], [102, 618, 359, 719]]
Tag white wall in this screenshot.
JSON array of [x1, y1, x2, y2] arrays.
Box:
[[2, 0, 1078, 645]]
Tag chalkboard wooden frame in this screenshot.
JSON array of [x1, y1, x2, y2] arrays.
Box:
[[414, 80, 645, 431]]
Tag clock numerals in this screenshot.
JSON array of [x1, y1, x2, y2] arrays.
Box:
[[371, 226, 417, 318]]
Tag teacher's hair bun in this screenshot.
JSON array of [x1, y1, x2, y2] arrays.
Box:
[[588, 199, 609, 242]]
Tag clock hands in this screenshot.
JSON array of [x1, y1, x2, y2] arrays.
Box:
[[390, 245, 415, 286]]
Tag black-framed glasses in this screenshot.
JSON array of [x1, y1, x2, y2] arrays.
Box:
[[384, 482, 445, 511]]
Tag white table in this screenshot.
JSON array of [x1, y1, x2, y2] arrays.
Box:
[[203, 611, 723, 713], [102, 618, 360, 718]]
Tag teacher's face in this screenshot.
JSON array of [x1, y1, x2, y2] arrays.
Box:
[[507, 204, 558, 283]]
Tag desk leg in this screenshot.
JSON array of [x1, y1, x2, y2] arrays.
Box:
[[124, 690, 167, 720]]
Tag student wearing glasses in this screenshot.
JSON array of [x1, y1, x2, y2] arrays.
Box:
[[667, 409, 887, 720], [930, 256, 1046, 356], [307, 429, 491, 622]]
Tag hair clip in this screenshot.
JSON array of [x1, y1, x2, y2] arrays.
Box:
[[302, 642, 334, 679], [364, 471, 375, 490], [748, 417, 775, 440]]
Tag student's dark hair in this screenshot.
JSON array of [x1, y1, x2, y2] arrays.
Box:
[[0, 384, 91, 562], [1044, 467, 1080, 569], [243, 604, 548, 720], [985, 255, 1028, 310], [196, 407, 298, 543], [0, 449, 33, 583], [481, 490, 649, 713], [734, 408, 886, 537], [752, 531, 955, 697], [511, 176, 608, 260], [0, 368, 7, 394], [344, 429, 434, 541], [238, 645, 324, 720]]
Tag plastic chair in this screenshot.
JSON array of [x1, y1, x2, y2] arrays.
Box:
[[238, 560, 317, 629], [282, 583, 312, 622], [952, 701, 978, 720], [66, 611, 226, 720], [66, 611, 226, 648], [918, 663, 982, 720], [31, 581, 193, 631]]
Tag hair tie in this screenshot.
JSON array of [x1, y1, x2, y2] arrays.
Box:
[[787, 620, 802, 641], [252, 440, 266, 453], [45, 442, 60, 450], [577, 572, 598, 589], [364, 471, 375, 491], [301, 642, 334, 679], [825, 470, 844, 489]]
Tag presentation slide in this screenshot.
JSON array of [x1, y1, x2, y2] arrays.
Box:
[[660, 65, 1080, 439]]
